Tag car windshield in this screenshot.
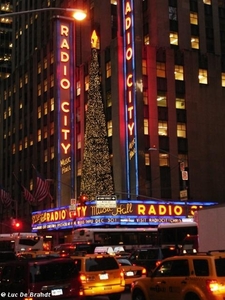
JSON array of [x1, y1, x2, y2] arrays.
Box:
[[29, 260, 78, 282], [86, 257, 118, 272], [117, 258, 132, 266]]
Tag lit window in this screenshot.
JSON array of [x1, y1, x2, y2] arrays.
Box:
[[145, 153, 150, 166], [37, 106, 41, 119], [169, 7, 177, 20], [77, 81, 81, 96], [107, 120, 113, 137], [158, 121, 168, 136], [50, 146, 54, 159], [44, 149, 48, 162], [44, 102, 48, 115], [190, 12, 198, 25], [198, 69, 208, 84], [77, 134, 81, 149], [4, 111, 7, 119], [191, 37, 199, 49], [44, 79, 48, 92], [177, 123, 186, 138], [50, 98, 54, 111], [77, 161, 81, 176], [157, 92, 167, 107], [144, 119, 148, 135], [44, 58, 47, 69], [175, 65, 184, 81], [19, 78, 23, 88], [221, 72, 225, 87], [37, 63, 41, 74], [25, 73, 28, 84], [8, 107, 11, 116], [43, 126, 47, 139], [50, 52, 54, 64], [142, 59, 147, 75], [37, 84, 41, 96], [143, 90, 148, 105], [85, 75, 89, 91], [144, 35, 150, 45], [159, 153, 169, 166], [37, 129, 41, 142], [12, 144, 16, 154], [24, 136, 28, 148], [178, 154, 188, 168], [156, 62, 166, 78], [106, 61, 111, 78], [176, 97, 185, 109], [106, 92, 112, 107], [170, 32, 178, 45], [50, 122, 54, 135], [19, 140, 22, 151], [203, 0, 211, 4]]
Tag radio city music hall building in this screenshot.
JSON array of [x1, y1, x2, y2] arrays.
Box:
[[0, 0, 225, 240]]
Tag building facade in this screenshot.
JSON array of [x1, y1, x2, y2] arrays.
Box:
[[0, 0, 225, 232]]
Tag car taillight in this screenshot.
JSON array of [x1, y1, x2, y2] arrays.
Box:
[[120, 270, 124, 283], [142, 268, 147, 275], [155, 260, 161, 267], [206, 280, 225, 293], [80, 273, 87, 284]]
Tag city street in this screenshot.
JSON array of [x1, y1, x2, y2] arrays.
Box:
[[94, 291, 131, 300]]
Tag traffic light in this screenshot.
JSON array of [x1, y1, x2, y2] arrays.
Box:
[[79, 194, 88, 205], [11, 219, 22, 231]]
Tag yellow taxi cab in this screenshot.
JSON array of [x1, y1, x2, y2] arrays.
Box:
[[71, 253, 125, 300], [131, 251, 225, 300], [116, 257, 146, 287], [16, 250, 60, 259]]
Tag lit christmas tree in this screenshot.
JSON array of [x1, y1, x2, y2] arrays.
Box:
[[80, 31, 114, 200]]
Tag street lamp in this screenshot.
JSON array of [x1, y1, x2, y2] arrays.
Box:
[[148, 147, 188, 204], [0, 7, 87, 20]]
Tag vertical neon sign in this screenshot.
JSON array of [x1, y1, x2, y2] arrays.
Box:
[[55, 18, 75, 206], [122, 0, 139, 198]]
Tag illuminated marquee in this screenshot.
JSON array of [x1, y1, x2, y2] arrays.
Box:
[[59, 24, 71, 156], [32, 200, 217, 230], [123, 0, 136, 160]]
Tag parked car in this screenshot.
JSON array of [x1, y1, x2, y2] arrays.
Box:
[[131, 250, 225, 300], [71, 253, 125, 300], [0, 257, 84, 300], [116, 257, 146, 288], [129, 246, 178, 274]]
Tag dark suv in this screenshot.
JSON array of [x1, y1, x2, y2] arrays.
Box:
[[0, 257, 84, 300], [129, 247, 178, 274]]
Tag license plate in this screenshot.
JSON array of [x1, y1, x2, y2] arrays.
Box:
[[126, 271, 134, 276], [99, 273, 108, 280], [51, 289, 63, 296]]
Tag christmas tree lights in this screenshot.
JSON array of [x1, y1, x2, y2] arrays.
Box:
[[80, 42, 114, 200]]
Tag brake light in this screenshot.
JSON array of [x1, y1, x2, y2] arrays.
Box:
[[142, 268, 147, 275], [80, 274, 87, 284]]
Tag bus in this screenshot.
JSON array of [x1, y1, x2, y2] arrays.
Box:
[[72, 227, 158, 251], [157, 222, 198, 251], [0, 232, 43, 253]]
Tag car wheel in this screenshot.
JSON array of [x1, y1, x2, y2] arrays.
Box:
[[184, 293, 200, 300], [108, 293, 122, 300], [132, 290, 146, 300]]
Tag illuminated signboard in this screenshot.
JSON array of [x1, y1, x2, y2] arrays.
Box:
[[31, 200, 217, 231], [55, 18, 75, 206], [122, 0, 139, 197]]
